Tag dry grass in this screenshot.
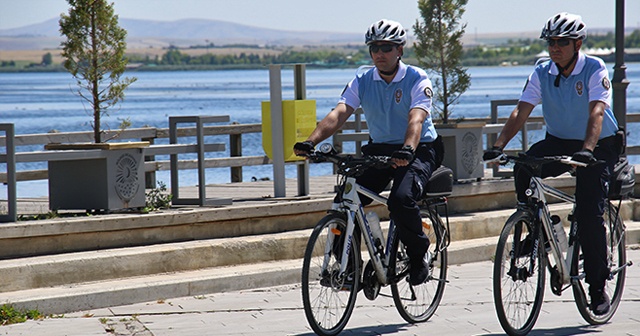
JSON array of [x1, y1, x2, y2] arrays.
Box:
[[0, 46, 282, 64], [0, 49, 64, 63]]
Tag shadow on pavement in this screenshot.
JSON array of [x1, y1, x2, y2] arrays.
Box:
[[294, 322, 412, 335], [478, 324, 607, 335]]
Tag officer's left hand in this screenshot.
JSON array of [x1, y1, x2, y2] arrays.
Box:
[[391, 147, 414, 167], [571, 149, 597, 164], [293, 141, 315, 156]]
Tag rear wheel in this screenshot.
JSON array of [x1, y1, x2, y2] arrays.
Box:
[[571, 203, 627, 324], [301, 213, 360, 336], [493, 210, 546, 336], [391, 208, 447, 323]]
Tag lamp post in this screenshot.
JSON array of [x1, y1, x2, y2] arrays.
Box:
[[612, 0, 629, 137]]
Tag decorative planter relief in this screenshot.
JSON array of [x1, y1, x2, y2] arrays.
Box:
[[45, 142, 149, 211], [435, 122, 486, 181]]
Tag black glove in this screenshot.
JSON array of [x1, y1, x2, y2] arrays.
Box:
[[391, 146, 414, 162], [572, 149, 596, 164], [483, 146, 503, 161], [294, 140, 315, 154]]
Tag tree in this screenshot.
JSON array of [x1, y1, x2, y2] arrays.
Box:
[[413, 0, 471, 124], [59, 0, 136, 143], [42, 52, 53, 66]]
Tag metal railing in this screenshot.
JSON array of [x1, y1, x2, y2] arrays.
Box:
[[2, 103, 639, 221]]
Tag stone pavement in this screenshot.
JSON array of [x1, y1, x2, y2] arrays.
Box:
[[2, 247, 638, 336]]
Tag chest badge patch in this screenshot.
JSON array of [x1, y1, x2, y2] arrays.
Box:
[[575, 81, 584, 96], [395, 88, 403, 103]]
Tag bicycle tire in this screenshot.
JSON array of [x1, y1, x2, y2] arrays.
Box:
[[301, 213, 360, 336], [493, 210, 546, 336], [571, 202, 627, 324], [391, 207, 447, 323]]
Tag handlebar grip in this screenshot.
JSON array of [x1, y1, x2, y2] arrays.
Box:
[[560, 157, 587, 167]]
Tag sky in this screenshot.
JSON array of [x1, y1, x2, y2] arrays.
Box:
[[1, 0, 639, 35]]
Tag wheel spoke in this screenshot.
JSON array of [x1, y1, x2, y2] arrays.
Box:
[[571, 203, 627, 325], [302, 214, 359, 336], [391, 208, 447, 323], [494, 211, 545, 336]]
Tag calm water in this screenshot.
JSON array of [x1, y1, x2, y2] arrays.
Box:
[[1, 64, 639, 197]]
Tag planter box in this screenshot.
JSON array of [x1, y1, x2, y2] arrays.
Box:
[[46, 142, 148, 211], [436, 122, 486, 181]]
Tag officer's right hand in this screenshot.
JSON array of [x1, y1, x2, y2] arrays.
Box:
[[483, 146, 503, 161], [293, 141, 315, 156]]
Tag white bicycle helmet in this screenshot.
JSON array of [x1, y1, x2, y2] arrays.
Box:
[[365, 19, 407, 45], [540, 12, 587, 40]]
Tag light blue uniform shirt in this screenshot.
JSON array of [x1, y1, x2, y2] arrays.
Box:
[[520, 52, 618, 140], [339, 61, 437, 144]]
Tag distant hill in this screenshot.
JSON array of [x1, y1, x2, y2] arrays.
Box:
[[0, 17, 363, 50], [0, 17, 624, 51]]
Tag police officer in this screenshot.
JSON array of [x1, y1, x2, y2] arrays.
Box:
[[294, 19, 441, 286], [484, 12, 619, 315]]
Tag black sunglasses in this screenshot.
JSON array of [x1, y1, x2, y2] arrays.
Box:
[[369, 44, 396, 53], [547, 38, 572, 47]]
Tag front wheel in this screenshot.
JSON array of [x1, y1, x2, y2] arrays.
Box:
[[493, 210, 546, 336], [301, 213, 360, 336], [391, 208, 447, 323], [571, 203, 627, 324]]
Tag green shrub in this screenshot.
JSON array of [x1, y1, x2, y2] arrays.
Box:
[[0, 304, 43, 325]]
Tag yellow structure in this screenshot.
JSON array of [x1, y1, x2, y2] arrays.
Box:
[[262, 100, 316, 162]]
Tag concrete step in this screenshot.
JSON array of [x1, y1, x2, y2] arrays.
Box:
[[0, 236, 496, 315], [2, 222, 639, 316], [0, 204, 581, 293], [2, 173, 600, 260]]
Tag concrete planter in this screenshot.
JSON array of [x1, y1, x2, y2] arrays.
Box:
[[436, 121, 486, 181], [45, 142, 149, 211]]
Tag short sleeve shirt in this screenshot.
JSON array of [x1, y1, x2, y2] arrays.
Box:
[[339, 61, 437, 144], [519, 52, 618, 140]]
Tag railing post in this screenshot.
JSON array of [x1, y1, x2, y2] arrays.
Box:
[[294, 63, 310, 196], [143, 135, 156, 189], [0, 124, 17, 223], [488, 99, 520, 178], [354, 108, 363, 156], [268, 65, 286, 198], [230, 133, 242, 182]]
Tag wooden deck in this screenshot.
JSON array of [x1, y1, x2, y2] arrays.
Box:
[[6, 175, 340, 217]]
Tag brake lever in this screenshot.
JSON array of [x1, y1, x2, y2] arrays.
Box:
[[485, 153, 508, 165]]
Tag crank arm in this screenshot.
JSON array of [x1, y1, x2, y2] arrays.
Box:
[[427, 276, 449, 283], [609, 260, 633, 279]]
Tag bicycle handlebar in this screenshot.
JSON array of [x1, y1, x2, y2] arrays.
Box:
[[487, 153, 599, 168], [300, 144, 393, 177]]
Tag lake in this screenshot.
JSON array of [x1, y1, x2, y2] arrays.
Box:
[[1, 64, 639, 197]]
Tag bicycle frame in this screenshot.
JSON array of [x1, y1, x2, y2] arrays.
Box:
[[525, 175, 577, 285], [526, 170, 629, 288], [326, 175, 395, 286]]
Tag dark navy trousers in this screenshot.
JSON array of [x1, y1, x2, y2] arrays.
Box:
[[355, 142, 437, 261]]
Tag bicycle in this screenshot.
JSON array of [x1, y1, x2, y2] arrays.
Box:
[[300, 143, 453, 336], [490, 154, 633, 336]]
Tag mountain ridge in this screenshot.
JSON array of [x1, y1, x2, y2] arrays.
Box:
[[0, 17, 364, 49], [0, 17, 622, 51]]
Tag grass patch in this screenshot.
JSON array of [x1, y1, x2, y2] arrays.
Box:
[[0, 304, 43, 325]]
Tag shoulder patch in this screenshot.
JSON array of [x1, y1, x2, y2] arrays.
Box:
[[424, 87, 433, 98], [602, 77, 611, 90]]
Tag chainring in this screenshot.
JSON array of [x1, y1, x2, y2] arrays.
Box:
[[362, 260, 381, 300]]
